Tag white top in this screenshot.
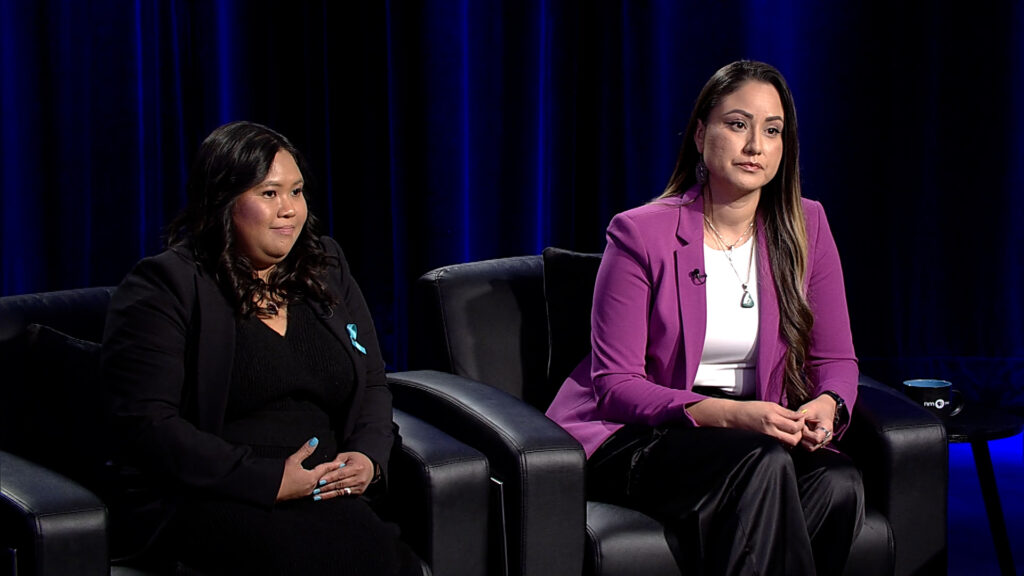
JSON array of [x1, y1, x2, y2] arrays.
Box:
[[693, 238, 759, 397]]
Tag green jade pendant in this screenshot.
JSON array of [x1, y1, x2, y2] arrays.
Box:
[[741, 290, 755, 308]]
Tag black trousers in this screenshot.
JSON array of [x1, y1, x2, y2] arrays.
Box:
[[170, 495, 423, 576], [588, 425, 864, 576]]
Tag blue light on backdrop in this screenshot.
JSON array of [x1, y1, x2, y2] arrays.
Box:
[[1, 1, 1022, 405]]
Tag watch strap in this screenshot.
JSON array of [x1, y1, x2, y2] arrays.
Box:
[[820, 391, 848, 429]]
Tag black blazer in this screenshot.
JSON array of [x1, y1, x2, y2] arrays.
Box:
[[102, 236, 392, 510]]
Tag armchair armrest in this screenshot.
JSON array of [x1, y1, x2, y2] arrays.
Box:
[[389, 370, 585, 576], [390, 408, 490, 576], [0, 450, 109, 576], [843, 375, 947, 576]]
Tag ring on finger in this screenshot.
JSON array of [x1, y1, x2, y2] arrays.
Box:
[[343, 487, 352, 495]]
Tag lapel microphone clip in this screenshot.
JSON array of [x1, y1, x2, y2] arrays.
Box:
[[689, 268, 707, 285]]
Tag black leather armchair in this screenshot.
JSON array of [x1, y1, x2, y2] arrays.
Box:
[[392, 249, 948, 576], [0, 288, 491, 576]]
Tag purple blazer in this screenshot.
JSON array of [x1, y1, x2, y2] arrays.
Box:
[[545, 186, 859, 457]]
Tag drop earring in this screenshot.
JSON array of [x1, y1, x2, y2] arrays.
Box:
[[696, 157, 708, 183]]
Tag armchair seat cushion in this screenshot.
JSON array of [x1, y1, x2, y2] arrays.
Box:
[[584, 501, 680, 576], [845, 509, 894, 576]]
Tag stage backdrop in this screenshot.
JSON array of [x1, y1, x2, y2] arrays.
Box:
[[2, 0, 1023, 406]]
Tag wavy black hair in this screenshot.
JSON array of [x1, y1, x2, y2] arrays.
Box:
[[660, 60, 814, 406], [167, 121, 336, 317]]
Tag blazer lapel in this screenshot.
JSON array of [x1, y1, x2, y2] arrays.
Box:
[[194, 274, 235, 433], [316, 301, 365, 375], [313, 300, 368, 439], [674, 189, 707, 388]]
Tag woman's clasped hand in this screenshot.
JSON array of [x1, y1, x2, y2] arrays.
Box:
[[686, 395, 834, 451], [276, 438, 377, 502], [797, 394, 838, 451]]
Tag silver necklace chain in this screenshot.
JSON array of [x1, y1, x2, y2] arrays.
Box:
[[704, 215, 756, 308], [703, 215, 754, 252]]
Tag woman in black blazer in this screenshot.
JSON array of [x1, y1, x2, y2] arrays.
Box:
[[103, 121, 418, 575]]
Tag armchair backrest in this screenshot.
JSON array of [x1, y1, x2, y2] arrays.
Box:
[[0, 287, 115, 493], [0, 287, 114, 343], [410, 249, 603, 412], [410, 255, 550, 407]]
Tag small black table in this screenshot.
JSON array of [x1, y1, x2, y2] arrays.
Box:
[[945, 404, 1023, 576]]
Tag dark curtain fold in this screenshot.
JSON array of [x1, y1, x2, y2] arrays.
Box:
[[2, 0, 1022, 405]]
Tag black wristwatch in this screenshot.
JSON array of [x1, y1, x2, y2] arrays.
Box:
[[820, 391, 848, 429]]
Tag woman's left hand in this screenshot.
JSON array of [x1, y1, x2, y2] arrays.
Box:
[[796, 394, 837, 452], [312, 451, 376, 500]]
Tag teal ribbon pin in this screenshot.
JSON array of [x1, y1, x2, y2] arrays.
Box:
[[346, 323, 367, 355]]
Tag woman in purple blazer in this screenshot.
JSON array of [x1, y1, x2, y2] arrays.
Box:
[[547, 61, 862, 576]]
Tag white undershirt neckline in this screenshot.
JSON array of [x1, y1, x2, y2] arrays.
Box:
[[694, 237, 759, 397]]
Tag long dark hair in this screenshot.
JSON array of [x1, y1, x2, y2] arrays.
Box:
[[661, 60, 813, 406], [167, 121, 336, 316]]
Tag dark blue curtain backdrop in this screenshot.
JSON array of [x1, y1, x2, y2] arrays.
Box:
[[3, 1, 1023, 405]]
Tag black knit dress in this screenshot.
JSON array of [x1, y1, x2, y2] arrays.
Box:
[[172, 301, 416, 575]]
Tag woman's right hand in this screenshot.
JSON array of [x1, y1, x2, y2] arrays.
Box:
[[276, 437, 340, 502], [687, 398, 805, 446]]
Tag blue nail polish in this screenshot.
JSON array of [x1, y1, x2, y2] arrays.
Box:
[[319, 479, 327, 486], [339, 462, 346, 469], [313, 495, 322, 501], [313, 488, 321, 495], [308, 437, 319, 447]]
